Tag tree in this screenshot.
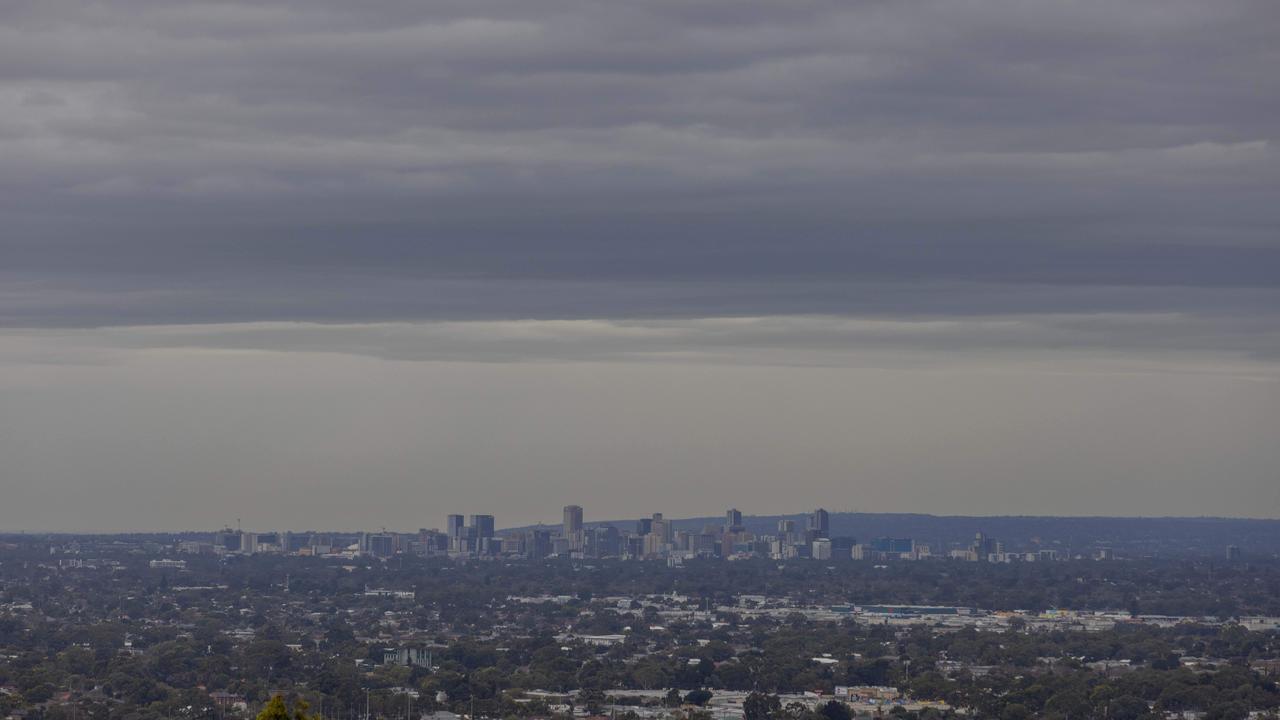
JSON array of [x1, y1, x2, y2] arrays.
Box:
[[1108, 696, 1151, 720], [684, 690, 713, 707], [744, 692, 782, 720], [1000, 704, 1030, 720], [783, 702, 810, 720], [665, 688, 683, 707], [256, 695, 313, 720], [820, 700, 851, 720]]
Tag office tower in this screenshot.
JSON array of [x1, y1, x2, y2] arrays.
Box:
[[636, 517, 653, 536], [589, 526, 621, 557], [726, 508, 743, 531], [215, 529, 242, 552], [239, 532, 258, 554], [416, 529, 448, 555], [650, 513, 672, 542], [1227, 545, 1242, 561], [777, 519, 796, 544], [563, 504, 585, 552], [367, 533, 394, 558], [284, 532, 311, 553], [643, 532, 665, 558], [972, 532, 1002, 560], [470, 514, 495, 539], [529, 529, 550, 558], [447, 514, 465, 539], [808, 508, 830, 539], [812, 538, 832, 560], [563, 505, 584, 536]]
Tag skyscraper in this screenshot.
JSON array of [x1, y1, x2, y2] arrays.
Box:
[[808, 508, 830, 539], [563, 505, 583, 536], [563, 504, 585, 553], [470, 514, 495, 539], [812, 538, 832, 560], [726, 508, 743, 531], [777, 519, 796, 542], [447, 514, 465, 539], [366, 533, 394, 558], [529, 529, 552, 559], [651, 513, 672, 542], [972, 532, 1002, 560]]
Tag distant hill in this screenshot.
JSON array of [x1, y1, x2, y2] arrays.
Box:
[[506, 512, 1280, 557]]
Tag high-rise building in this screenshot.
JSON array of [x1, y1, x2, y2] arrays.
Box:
[[530, 529, 552, 559], [726, 508, 744, 531], [1227, 545, 1243, 561], [470, 515, 495, 540], [366, 533, 394, 558], [563, 505, 585, 552], [589, 526, 621, 558], [812, 538, 832, 560], [808, 508, 830, 539], [214, 529, 242, 553], [447, 514, 465, 539], [636, 517, 653, 536], [625, 535, 645, 558], [283, 532, 311, 553], [972, 532, 1003, 560], [643, 532, 665, 558], [650, 513, 672, 542], [563, 505, 584, 536], [777, 519, 796, 544], [416, 529, 448, 555]]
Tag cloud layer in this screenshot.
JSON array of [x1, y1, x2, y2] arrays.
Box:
[[1, 0, 1277, 327]]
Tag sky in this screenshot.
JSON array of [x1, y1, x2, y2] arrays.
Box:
[[1, 0, 1278, 531]]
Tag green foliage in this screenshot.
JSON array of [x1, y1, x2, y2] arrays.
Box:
[[743, 692, 782, 720], [684, 689, 713, 706], [256, 695, 315, 720]]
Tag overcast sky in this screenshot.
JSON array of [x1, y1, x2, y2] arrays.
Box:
[[1, 0, 1278, 531]]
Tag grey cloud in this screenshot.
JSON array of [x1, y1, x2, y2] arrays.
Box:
[[0, 0, 1277, 334], [4, 314, 1278, 374]]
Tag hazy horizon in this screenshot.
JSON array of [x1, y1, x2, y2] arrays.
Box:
[[7, 508, 1280, 537], [2, 0, 1278, 531]]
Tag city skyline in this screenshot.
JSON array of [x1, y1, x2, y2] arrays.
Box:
[[152, 506, 1046, 563], [1, 3, 1278, 720]]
